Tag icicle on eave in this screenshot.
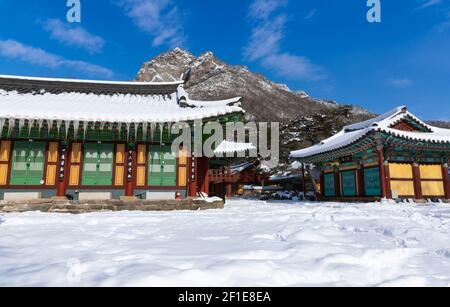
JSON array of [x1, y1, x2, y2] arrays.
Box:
[[0, 118, 5, 134], [73, 121, 80, 139], [151, 123, 157, 143], [167, 122, 172, 141], [37, 119, 44, 135], [64, 121, 70, 139], [8, 119, 15, 136], [131, 123, 137, 141], [143, 122, 149, 142], [83, 121, 89, 141], [28, 119, 35, 136], [18, 119, 25, 132], [126, 123, 131, 142], [159, 123, 164, 146]]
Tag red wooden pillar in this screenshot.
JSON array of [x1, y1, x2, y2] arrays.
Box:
[[442, 163, 450, 199], [377, 146, 387, 199], [199, 157, 210, 194], [188, 156, 198, 197], [125, 144, 136, 197], [320, 171, 325, 198], [226, 160, 232, 198], [56, 143, 69, 197], [226, 182, 233, 198], [301, 164, 306, 197], [334, 168, 341, 197], [412, 162, 423, 200], [357, 163, 365, 197], [384, 161, 392, 199]]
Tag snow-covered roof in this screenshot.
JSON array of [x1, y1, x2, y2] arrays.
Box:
[[269, 173, 302, 182], [291, 106, 450, 159], [0, 75, 243, 124], [214, 141, 256, 155], [186, 97, 242, 109], [0, 74, 184, 86], [230, 161, 254, 173]]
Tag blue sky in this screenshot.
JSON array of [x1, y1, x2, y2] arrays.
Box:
[[0, 0, 449, 120]]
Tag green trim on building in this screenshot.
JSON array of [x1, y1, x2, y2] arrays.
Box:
[[82, 143, 114, 186], [324, 173, 336, 197], [148, 146, 177, 187], [10, 141, 46, 185], [342, 170, 357, 197], [364, 167, 381, 197]]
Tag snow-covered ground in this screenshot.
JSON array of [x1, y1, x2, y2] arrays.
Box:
[[1, 199, 450, 287]]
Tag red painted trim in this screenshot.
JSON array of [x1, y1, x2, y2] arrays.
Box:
[[197, 157, 209, 194], [188, 156, 198, 197], [319, 171, 325, 198], [412, 163, 423, 200], [442, 165, 450, 199], [57, 142, 71, 197], [357, 165, 365, 197], [334, 169, 341, 197], [226, 182, 233, 198], [126, 143, 136, 196], [377, 146, 387, 198], [384, 162, 392, 199]]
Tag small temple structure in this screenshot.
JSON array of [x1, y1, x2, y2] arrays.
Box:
[[0, 75, 250, 201], [291, 107, 450, 202]]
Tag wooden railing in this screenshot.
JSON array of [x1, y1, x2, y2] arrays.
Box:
[[209, 169, 239, 182]]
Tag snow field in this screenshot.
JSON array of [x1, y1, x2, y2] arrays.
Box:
[[0, 199, 450, 287]]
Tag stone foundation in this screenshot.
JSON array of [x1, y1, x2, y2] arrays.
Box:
[[0, 198, 224, 214]]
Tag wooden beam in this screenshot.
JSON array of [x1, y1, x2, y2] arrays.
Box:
[[377, 145, 387, 199], [412, 162, 423, 200], [56, 143, 69, 197], [357, 162, 365, 197], [334, 168, 341, 197], [125, 143, 136, 197], [442, 163, 450, 200], [384, 161, 392, 199], [320, 170, 325, 199]]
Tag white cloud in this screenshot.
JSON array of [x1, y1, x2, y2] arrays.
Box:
[[43, 19, 105, 54], [245, 0, 326, 81], [249, 0, 287, 20], [304, 9, 317, 20], [0, 39, 114, 78], [435, 9, 450, 32], [244, 15, 285, 61], [262, 53, 326, 81], [390, 78, 414, 88], [416, 0, 442, 10], [115, 0, 185, 48], [435, 20, 450, 32]]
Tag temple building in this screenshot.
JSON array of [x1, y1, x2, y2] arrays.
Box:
[[0, 75, 248, 201], [291, 107, 450, 202]]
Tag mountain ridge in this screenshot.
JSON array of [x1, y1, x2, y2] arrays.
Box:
[[135, 48, 369, 123]]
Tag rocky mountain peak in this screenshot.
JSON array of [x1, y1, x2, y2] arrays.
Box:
[[135, 48, 372, 122]]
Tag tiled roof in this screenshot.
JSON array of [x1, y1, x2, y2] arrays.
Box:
[[0, 75, 243, 125], [291, 106, 450, 159]]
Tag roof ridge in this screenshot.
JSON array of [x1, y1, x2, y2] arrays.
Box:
[[0, 74, 184, 86]]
